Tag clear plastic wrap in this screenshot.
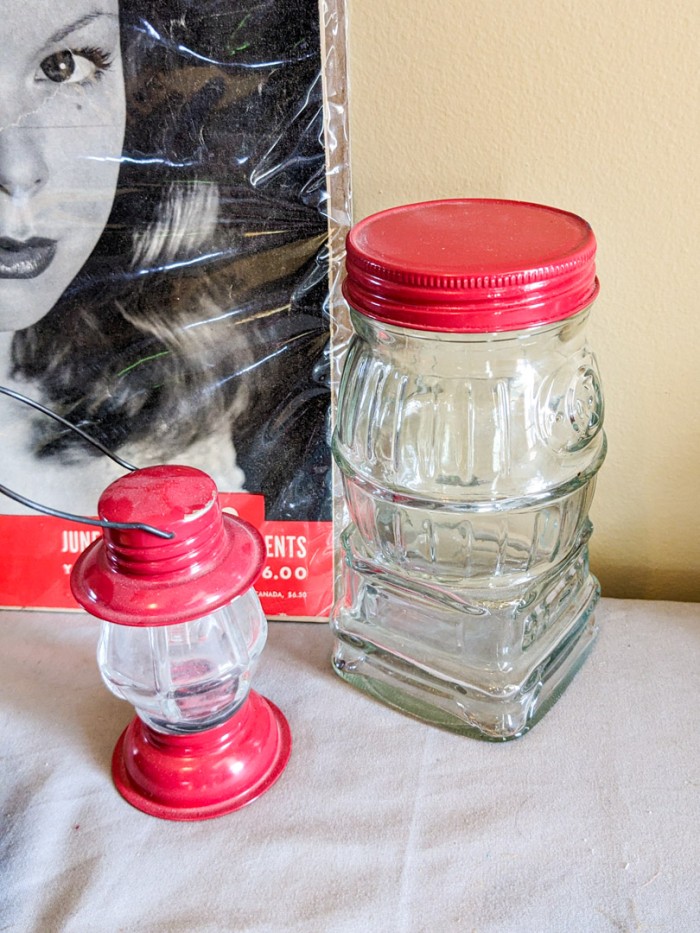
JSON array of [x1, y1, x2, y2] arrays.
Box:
[[0, 0, 350, 619]]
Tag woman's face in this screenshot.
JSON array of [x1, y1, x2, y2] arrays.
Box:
[[0, 0, 126, 331]]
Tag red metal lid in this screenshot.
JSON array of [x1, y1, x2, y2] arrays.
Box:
[[343, 199, 599, 333], [70, 465, 265, 626]]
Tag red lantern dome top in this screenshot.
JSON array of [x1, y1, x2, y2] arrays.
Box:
[[71, 465, 265, 626]]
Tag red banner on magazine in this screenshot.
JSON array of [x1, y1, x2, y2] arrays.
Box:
[[0, 493, 333, 620]]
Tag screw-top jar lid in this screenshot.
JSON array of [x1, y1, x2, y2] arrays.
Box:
[[343, 199, 599, 333], [71, 465, 265, 626]]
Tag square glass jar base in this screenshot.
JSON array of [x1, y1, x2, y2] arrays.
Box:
[[332, 598, 599, 742]]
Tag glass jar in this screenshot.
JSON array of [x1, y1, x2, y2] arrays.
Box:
[[331, 199, 606, 740]]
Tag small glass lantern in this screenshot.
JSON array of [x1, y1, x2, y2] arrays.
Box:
[[71, 465, 290, 820]]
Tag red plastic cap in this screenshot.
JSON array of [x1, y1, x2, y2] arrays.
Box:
[[70, 465, 265, 626], [343, 199, 599, 333]]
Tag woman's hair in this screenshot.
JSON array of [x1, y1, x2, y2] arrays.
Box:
[[11, 0, 331, 518]]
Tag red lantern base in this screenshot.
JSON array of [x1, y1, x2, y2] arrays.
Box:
[[112, 690, 291, 820]]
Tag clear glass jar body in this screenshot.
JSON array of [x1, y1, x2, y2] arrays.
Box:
[[98, 589, 267, 734], [332, 308, 605, 739]]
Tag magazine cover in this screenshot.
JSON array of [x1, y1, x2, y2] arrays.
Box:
[[0, 0, 350, 619]]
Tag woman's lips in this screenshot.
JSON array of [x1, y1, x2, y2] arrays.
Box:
[[0, 237, 57, 279]]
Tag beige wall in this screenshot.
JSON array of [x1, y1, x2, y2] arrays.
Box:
[[346, 0, 700, 601]]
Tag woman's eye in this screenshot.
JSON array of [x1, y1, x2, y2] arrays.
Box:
[[38, 48, 111, 85]]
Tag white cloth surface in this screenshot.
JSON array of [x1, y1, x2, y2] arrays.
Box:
[[1, 598, 698, 933]]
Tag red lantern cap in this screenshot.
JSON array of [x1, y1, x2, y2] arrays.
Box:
[[70, 465, 265, 626], [343, 198, 599, 333]]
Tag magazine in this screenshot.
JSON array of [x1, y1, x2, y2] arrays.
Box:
[[0, 0, 350, 619]]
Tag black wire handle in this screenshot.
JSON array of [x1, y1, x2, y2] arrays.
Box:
[[0, 386, 174, 540]]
